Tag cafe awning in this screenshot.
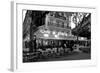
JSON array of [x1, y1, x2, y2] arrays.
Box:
[[34, 25, 77, 40]]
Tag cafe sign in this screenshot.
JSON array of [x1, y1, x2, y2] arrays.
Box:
[[40, 29, 68, 37]]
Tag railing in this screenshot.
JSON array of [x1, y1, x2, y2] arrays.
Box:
[[47, 16, 70, 29]]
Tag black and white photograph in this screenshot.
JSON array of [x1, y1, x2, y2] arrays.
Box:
[[10, 2, 97, 71], [23, 10, 91, 63]]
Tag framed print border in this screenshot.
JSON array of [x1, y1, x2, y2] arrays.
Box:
[[11, 1, 97, 72]]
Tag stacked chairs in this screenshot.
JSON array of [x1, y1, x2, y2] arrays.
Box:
[[36, 47, 72, 60]]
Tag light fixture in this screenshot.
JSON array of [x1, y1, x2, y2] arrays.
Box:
[[52, 31, 56, 35], [55, 34, 58, 38], [44, 34, 49, 37], [65, 33, 68, 36]]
